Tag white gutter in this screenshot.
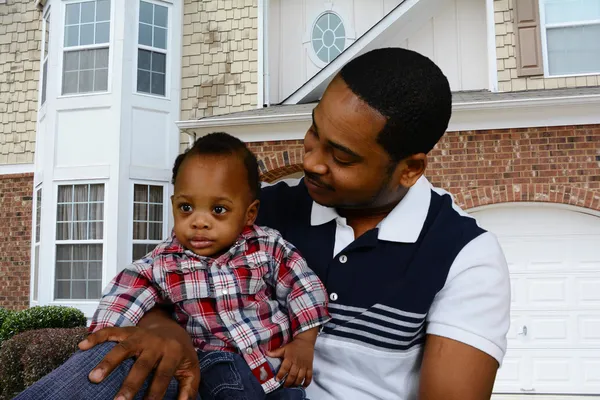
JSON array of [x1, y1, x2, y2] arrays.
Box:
[[263, 0, 270, 107], [485, 0, 499, 92], [257, 0, 264, 108], [176, 93, 600, 129]]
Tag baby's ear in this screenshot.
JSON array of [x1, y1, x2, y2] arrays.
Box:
[[246, 199, 260, 225]]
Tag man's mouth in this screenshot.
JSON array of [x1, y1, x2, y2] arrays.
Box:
[[305, 174, 333, 191]]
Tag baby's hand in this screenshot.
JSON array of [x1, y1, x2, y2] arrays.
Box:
[[266, 327, 319, 388]]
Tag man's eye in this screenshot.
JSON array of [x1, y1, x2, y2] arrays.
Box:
[[213, 206, 227, 215], [179, 204, 192, 213]]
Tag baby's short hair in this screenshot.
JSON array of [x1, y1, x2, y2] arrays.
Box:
[[172, 132, 260, 200]]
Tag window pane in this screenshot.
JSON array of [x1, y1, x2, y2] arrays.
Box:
[[89, 184, 104, 201], [134, 184, 149, 202], [133, 243, 153, 261], [57, 204, 72, 223], [73, 222, 88, 240], [89, 244, 103, 260], [545, 0, 600, 24], [96, 0, 111, 21], [90, 202, 104, 221], [56, 222, 71, 240], [151, 52, 166, 73], [137, 69, 151, 93], [56, 245, 71, 261], [89, 221, 103, 239], [133, 222, 148, 240], [89, 262, 102, 279], [56, 262, 71, 279], [148, 222, 162, 240], [149, 186, 163, 203], [139, 23, 153, 47], [154, 4, 168, 27], [65, 25, 79, 47], [153, 27, 167, 49], [133, 203, 148, 221], [73, 203, 88, 222], [94, 68, 108, 91], [64, 52, 79, 72], [148, 204, 162, 222], [33, 247, 40, 301], [80, 50, 95, 70], [63, 71, 78, 94], [95, 48, 109, 68], [58, 185, 73, 203], [151, 72, 165, 96], [72, 281, 87, 299], [55, 281, 71, 299], [74, 184, 89, 203], [81, 1, 96, 23], [73, 262, 87, 279], [95, 21, 110, 44], [140, 1, 154, 25], [80, 23, 95, 46], [73, 245, 87, 260], [88, 281, 102, 299], [547, 24, 600, 75], [138, 49, 151, 70], [66, 3, 80, 25]]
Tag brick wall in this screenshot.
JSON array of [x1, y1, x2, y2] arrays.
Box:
[[0, 0, 41, 164], [0, 173, 33, 310], [494, 0, 600, 92], [250, 125, 600, 211]]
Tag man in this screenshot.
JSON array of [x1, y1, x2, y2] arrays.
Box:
[[17, 48, 510, 400]]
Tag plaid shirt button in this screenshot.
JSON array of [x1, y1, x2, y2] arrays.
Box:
[[245, 347, 253, 355]]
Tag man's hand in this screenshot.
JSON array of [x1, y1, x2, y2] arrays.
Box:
[[418, 334, 499, 400], [79, 308, 200, 400], [266, 327, 319, 388]]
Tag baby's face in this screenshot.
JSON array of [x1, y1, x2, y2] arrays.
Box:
[[171, 153, 258, 257]]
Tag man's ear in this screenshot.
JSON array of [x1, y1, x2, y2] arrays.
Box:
[[395, 153, 427, 188], [245, 199, 260, 226]]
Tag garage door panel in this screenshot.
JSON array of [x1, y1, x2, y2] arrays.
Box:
[[527, 277, 568, 306], [579, 315, 600, 345], [583, 358, 600, 388], [578, 278, 600, 306], [494, 352, 526, 392]]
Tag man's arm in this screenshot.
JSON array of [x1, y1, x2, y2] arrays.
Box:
[[419, 232, 511, 399]]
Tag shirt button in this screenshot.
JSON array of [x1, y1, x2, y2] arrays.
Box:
[[330, 292, 338, 302], [339, 255, 348, 264], [222, 289, 228, 295], [245, 347, 253, 355]]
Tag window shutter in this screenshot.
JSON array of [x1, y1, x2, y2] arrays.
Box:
[[514, 0, 544, 76]]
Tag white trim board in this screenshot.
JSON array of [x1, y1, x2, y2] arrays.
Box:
[[0, 163, 35, 176], [492, 396, 598, 400], [177, 95, 600, 142]]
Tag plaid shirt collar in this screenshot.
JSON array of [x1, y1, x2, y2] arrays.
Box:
[[151, 225, 270, 266]]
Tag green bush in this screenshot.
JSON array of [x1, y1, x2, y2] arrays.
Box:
[[0, 327, 88, 399], [0, 309, 13, 332], [0, 306, 87, 342]]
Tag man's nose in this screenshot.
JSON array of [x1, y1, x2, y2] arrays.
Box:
[[303, 146, 328, 176]]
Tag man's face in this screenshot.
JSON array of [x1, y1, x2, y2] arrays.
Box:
[[302, 76, 405, 209], [171, 153, 258, 257]]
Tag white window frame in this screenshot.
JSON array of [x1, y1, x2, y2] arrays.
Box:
[[129, 181, 169, 263], [540, 0, 600, 78], [58, 0, 113, 98], [52, 181, 107, 302], [39, 6, 51, 109], [31, 185, 43, 303], [134, 0, 171, 99]]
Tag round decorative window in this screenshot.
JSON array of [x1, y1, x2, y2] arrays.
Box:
[[311, 12, 346, 64]]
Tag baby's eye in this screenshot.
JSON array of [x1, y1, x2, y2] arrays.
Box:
[[179, 204, 192, 213], [213, 206, 227, 215]]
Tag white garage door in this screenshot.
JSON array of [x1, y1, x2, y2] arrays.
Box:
[[470, 203, 600, 395]]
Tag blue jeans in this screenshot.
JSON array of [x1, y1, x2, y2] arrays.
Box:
[[13, 342, 307, 400]]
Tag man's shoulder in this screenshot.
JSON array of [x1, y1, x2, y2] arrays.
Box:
[[257, 178, 312, 230]]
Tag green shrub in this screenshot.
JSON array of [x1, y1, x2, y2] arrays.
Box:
[[0, 306, 87, 342], [0, 309, 13, 333], [0, 327, 88, 399]]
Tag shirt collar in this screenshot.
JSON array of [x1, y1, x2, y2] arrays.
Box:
[[310, 176, 432, 244]]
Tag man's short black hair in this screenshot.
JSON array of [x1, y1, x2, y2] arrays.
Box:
[[339, 47, 452, 163], [172, 132, 260, 200]]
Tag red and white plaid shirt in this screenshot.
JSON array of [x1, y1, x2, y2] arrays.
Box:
[[90, 225, 330, 392]]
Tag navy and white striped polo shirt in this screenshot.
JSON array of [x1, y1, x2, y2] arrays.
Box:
[[257, 176, 510, 400]]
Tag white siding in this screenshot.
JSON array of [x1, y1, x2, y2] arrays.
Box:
[[269, 0, 488, 102]]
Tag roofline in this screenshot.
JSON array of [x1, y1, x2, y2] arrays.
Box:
[[176, 93, 600, 129], [281, 0, 418, 105]]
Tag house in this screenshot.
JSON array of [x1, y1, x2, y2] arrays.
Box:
[[0, 0, 599, 396]]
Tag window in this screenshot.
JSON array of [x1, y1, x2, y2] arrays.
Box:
[[55, 184, 104, 300], [62, 0, 110, 95], [41, 11, 50, 105], [137, 1, 168, 96], [132, 184, 164, 261], [311, 12, 346, 64], [542, 0, 600, 76], [33, 188, 42, 301]]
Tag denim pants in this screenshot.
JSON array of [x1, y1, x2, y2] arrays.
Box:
[[13, 342, 307, 400]]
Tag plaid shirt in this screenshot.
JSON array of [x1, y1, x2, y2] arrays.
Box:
[[90, 225, 331, 393]]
